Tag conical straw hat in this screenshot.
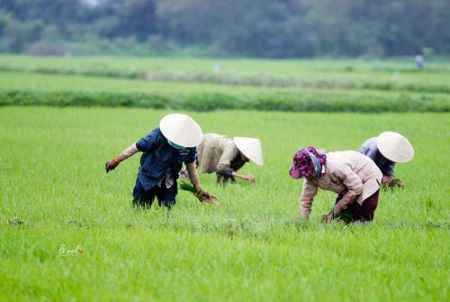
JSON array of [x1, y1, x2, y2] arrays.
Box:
[[377, 131, 414, 163], [160, 113, 203, 148], [233, 137, 264, 166]]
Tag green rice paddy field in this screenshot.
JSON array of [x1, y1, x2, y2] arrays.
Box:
[[0, 55, 449, 301]]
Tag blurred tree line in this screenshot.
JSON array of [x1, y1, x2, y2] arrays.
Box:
[[0, 0, 449, 57]]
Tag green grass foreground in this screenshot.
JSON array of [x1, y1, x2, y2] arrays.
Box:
[[0, 107, 448, 301]]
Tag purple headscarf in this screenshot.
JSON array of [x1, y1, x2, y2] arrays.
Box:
[[289, 146, 327, 179]]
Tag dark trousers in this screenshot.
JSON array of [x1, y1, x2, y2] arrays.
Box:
[[336, 190, 380, 223], [132, 179, 177, 209]]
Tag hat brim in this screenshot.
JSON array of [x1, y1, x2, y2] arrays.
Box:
[[377, 131, 414, 163], [160, 113, 203, 148], [233, 137, 264, 166]]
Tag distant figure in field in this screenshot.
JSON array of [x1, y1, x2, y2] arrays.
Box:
[[359, 132, 414, 188], [415, 54, 424, 69], [196, 133, 263, 184], [290, 147, 382, 224], [105, 113, 216, 208]]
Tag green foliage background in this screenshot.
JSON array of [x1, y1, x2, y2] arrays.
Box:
[[1, 0, 450, 57]]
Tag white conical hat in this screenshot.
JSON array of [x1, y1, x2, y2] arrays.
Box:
[[376, 131, 414, 163], [233, 137, 264, 166], [159, 113, 203, 148]]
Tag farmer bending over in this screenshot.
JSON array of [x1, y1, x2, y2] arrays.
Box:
[[359, 131, 414, 188], [195, 133, 263, 184], [105, 113, 216, 208], [290, 147, 382, 224]]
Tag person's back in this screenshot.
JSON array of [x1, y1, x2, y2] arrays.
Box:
[[328, 150, 382, 182], [196, 133, 262, 184], [197, 134, 236, 173], [359, 137, 378, 159], [359, 137, 395, 177]]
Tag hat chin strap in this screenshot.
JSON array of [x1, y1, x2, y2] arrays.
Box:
[[168, 140, 185, 150]]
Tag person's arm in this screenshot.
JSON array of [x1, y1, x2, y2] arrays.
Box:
[[325, 167, 363, 222], [299, 179, 318, 220], [216, 144, 254, 183], [379, 157, 397, 186], [215, 144, 237, 180], [232, 172, 255, 183], [216, 168, 255, 183], [186, 162, 217, 204], [105, 129, 161, 173], [105, 143, 138, 172]]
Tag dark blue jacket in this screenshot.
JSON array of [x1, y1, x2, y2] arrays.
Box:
[[135, 128, 196, 190]]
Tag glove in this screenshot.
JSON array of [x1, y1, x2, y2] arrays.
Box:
[[194, 189, 217, 204], [105, 159, 120, 173]]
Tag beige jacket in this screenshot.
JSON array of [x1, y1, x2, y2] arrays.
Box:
[[300, 151, 382, 217], [197, 134, 239, 173]]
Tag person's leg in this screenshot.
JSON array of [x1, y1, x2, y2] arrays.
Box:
[[156, 185, 177, 209], [132, 180, 155, 209], [334, 191, 354, 224], [178, 164, 190, 180], [334, 190, 380, 223], [351, 191, 380, 222]]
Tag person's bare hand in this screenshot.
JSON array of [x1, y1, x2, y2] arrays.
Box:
[[383, 176, 405, 188], [390, 178, 405, 188], [245, 175, 256, 184], [195, 190, 217, 204], [321, 213, 333, 224], [105, 159, 120, 173], [321, 210, 334, 224], [382, 175, 393, 186]]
